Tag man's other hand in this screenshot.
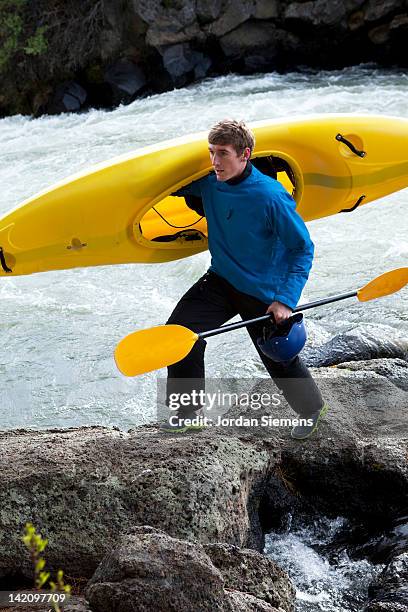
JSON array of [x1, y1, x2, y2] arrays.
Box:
[[266, 301, 292, 324]]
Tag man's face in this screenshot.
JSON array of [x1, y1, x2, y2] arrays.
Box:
[[208, 143, 250, 182]]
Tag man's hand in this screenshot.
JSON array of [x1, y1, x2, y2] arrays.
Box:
[[266, 301, 292, 324]]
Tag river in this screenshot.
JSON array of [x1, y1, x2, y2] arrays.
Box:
[[0, 64, 407, 431]]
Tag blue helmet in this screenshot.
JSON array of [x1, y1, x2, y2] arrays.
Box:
[[257, 313, 307, 363]]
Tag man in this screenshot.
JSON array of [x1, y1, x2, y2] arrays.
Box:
[[161, 119, 328, 439]]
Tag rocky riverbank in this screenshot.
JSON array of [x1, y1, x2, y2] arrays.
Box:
[[1, 0, 407, 117], [0, 353, 407, 611]]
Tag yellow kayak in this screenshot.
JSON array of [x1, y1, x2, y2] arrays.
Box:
[[0, 114, 407, 277]]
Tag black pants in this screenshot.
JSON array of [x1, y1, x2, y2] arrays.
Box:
[[166, 271, 323, 418]]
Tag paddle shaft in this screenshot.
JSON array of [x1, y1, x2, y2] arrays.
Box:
[[199, 290, 357, 340]]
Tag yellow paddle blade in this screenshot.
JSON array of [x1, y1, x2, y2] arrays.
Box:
[[358, 267, 408, 302], [114, 324, 199, 376]]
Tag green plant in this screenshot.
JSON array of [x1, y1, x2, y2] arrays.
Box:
[[22, 523, 71, 612], [0, 0, 48, 71], [0, 13, 23, 69], [24, 26, 48, 56]]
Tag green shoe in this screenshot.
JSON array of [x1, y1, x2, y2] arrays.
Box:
[[291, 403, 329, 440], [159, 411, 208, 434]]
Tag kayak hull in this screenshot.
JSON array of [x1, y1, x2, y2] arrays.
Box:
[[0, 114, 407, 277]]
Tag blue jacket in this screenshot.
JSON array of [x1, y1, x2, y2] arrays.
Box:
[[178, 164, 314, 309]]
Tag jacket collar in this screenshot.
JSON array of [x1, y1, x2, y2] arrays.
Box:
[[226, 161, 253, 186]]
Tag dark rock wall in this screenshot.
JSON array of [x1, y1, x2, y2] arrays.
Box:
[[0, 0, 407, 116]]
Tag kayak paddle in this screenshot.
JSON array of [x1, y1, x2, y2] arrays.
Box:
[[114, 267, 408, 376]]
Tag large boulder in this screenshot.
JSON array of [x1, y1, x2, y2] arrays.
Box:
[[159, 43, 212, 86], [86, 527, 294, 612], [284, 0, 347, 27], [86, 526, 229, 612], [217, 364, 408, 521], [0, 427, 271, 579], [335, 358, 408, 391], [363, 0, 404, 22], [303, 326, 408, 367], [203, 542, 295, 610], [219, 20, 282, 69], [46, 81, 87, 115], [103, 59, 146, 105], [205, 1, 254, 37]]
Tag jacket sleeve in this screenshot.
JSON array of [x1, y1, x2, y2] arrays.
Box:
[[172, 178, 203, 199], [172, 179, 205, 216], [184, 195, 205, 216], [270, 191, 314, 309]]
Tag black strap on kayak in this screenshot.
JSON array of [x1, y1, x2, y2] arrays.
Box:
[[151, 229, 205, 242], [340, 194, 366, 213], [336, 134, 366, 158], [0, 247, 12, 273]]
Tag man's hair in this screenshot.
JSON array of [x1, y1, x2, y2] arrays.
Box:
[[208, 119, 255, 156]]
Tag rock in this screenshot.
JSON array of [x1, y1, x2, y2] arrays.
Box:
[[364, 0, 403, 22], [364, 552, 408, 611], [98, 1, 129, 61], [1, 363, 408, 596], [188, 364, 408, 520], [348, 9, 365, 30], [86, 526, 229, 612], [104, 59, 146, 104], [63, 596, 93, 612], [86, 527, 294, 612], [160, 43, 211, 86], [2, 0, 408, 118], [146, 19, 202, 47], [303, 326, 408, 367], [280, 430, 408, 521], [226, 590, 283, 611], [194, 53, 212, 79], [0, 427, 271, 579], [219, 19, 290, 71], [130, 0, 162, 25], [390, 13, 408, 31], [206, 1, 253, 37], [359, 513, 408, 562], [220, 21, 279, 59], [203, 543, 295, 610], [139, 0, 201, 47], [253, 0, 279, 20], [344, 0, 366, 9], [47, 81, 87, 115], [335, 358, 408, 391], [368, 24, 391, 44], [196, 0, 223, 24], [284, 0, 347, 27]]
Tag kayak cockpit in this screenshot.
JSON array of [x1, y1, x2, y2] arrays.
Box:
[[137, 155, 297, 247]]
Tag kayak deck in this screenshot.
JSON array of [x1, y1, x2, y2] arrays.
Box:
[[0, 114, 406, 277]]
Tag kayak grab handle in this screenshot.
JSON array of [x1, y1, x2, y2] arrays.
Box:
[[335, 134, 366, 158], [340, 194, 366, 213], [0, 247, 12, 273]]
